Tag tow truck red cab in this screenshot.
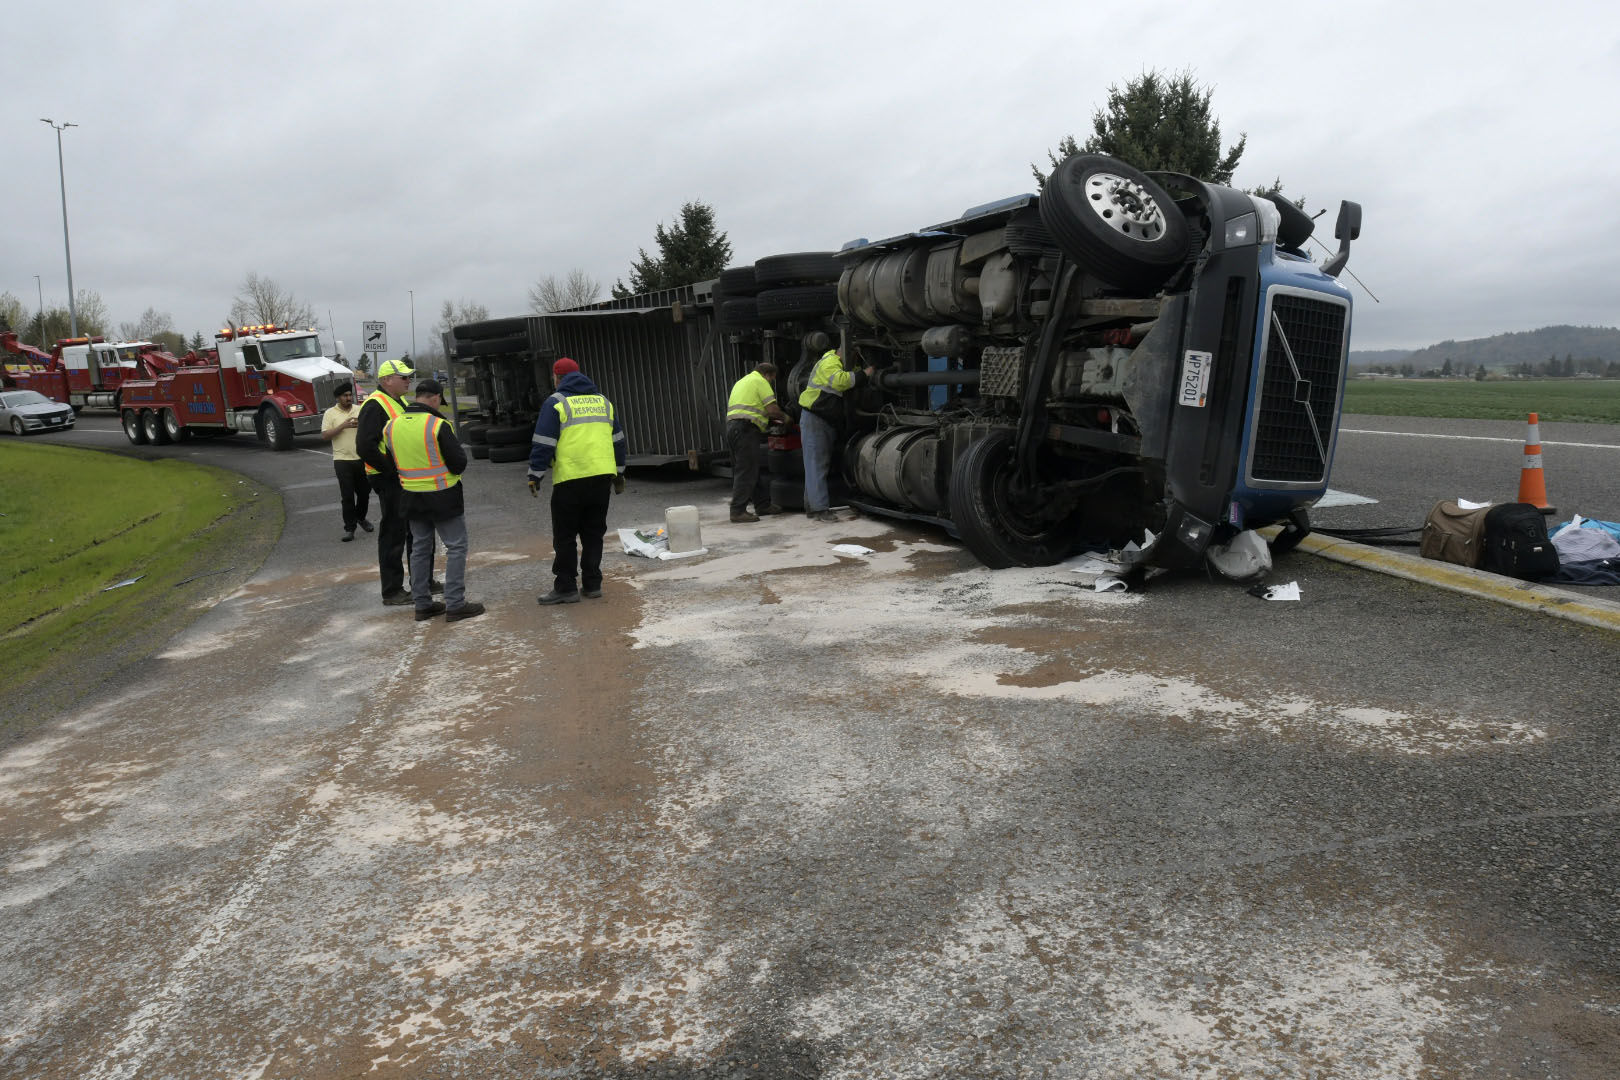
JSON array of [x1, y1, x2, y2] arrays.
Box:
[[118, 324, 351, 449]]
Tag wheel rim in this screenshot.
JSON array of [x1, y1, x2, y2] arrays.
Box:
[[164, 412, 181, 438], [124, 412, 139, 438], [144, 412, 159, 440], [1084, 170, 1169, 242], [10, 418, 21, 435]]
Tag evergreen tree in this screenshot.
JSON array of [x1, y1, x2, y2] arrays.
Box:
[[613, 201, 733, 298], [1034, 68, 1246, 186]]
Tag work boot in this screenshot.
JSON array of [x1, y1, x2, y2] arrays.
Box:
[[382, 591, 413, 606], [358, 518, 375, 533], [757, 504, 787, 516], [582, 586, 603, 599], [445, 600, 486, 622], [538, 589, 582, 605], [414, 601, 446, 621], [731, 510, 760, 523], [342, 529, 355, 542], [807, 509, 840, 523], [429, 578, 445, 593]]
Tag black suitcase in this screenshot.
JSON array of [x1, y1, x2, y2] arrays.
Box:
[[1480, 503, 1560, 580]]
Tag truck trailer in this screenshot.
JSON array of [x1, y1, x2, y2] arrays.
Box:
[[454, 151, 1360, 570]]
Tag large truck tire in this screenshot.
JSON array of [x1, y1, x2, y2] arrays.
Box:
[[453, 317, 527, 342], [471, 443, 491, 460], [260, 407, 294, 451], [487, 443, 529, 464], [947, 428, 1074, 568], [770, 477, 805, 511], [717, 265, 759, 296], [719, 298, 764, 328], [162, 409, 189, 443], [1038, 153, 1190, 294], [122, 409, 148, 445], [768, 447, 804, 480], [144, 409, 171, 445], [755, 252, 842, 287], [462, 422, 490, 445], [756, 285, 839, 323], [453, 334, 529, 358], [484, 425, 532, 446]]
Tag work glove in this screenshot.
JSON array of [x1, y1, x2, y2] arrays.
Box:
[[613, 473, 626, 495], [527, 470, 546, 497]]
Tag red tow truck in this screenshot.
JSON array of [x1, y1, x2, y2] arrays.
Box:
[[1, 334, 181, 411], [116, 324, 352, 449]]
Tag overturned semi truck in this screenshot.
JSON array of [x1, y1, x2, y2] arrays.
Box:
[[454, 151, 1360, 570]]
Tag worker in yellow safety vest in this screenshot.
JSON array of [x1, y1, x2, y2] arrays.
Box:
[[357, 358, 438, 605], [526, 357, 627, 604], [797, 348, 874, 522], [383, 379, 484, 623], [724, 361, 791, 523]]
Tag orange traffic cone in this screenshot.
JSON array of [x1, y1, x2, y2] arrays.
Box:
[[1516, 412, 1555, 515]]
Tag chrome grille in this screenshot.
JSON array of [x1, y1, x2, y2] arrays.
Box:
[[1249, 292, 1347, 484]]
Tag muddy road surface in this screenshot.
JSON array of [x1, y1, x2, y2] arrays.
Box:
[[3, 427, 1619, 1078]]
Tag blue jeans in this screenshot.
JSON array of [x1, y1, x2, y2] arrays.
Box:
[[800, 409, 835, 513], [411, 515, 466, 610]]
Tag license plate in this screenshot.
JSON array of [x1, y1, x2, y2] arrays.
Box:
[[1178, 350, 1212, 408], [48, 417, 62, 425]]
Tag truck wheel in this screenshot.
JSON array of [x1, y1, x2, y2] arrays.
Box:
[[755, 285, 838, 323], [453, 334, 529, 358], [720, 298, 763, 328], [145, 409, 172, 445], [947, 428, 1075, 568], [122, 410, 149, 445], [462, 422, 490, 445], [487, 443, 529, 463], [484, 425, 532, 446], [452, 317, 528, 342], [1038, 153, 1190, 293], [769, 477, 805, 510], [768, 447, 804, 480], [262, 407, 294, 451], [163, 410, 189, 443], [471, 443, 491, 460], [717, 265, 759, 296], [755, 252, 842, 287]]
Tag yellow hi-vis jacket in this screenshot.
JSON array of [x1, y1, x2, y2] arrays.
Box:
[[550, 393, 618, 483], [361, 389, 406, 476], [384, 411, 461, 492], [797, 350, 857, 420], [726, 370, 778, 432]]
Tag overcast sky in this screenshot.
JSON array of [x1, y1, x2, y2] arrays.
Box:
[[5, 1, 1618, 354]]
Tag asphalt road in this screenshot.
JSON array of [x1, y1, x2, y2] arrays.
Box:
[[2, 414, 1619, 1078]]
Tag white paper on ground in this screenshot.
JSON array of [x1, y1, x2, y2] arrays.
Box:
[[656, 546, 708, 561], [1457, 498, 1492, 510], [831, 544, 875, 557], [619, 528, 668, 559], [1257, 581, 1301, 601]]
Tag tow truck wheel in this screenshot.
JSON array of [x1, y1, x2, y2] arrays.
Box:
[[145, 409, 172, 445], [162, 409, 189, 443], [947, 428, 1076, 568], [123, 409, 149, 445], [261, 407, 294, 451]]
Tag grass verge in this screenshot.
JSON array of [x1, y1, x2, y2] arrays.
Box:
[[1344, 379, 1620, 424], [0, 442, 283, 739]]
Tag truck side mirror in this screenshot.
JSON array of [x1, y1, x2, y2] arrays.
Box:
[[1321, 200, 1361, 278]]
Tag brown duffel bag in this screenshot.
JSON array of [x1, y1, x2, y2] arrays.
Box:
[[1420, 500, 1490, 567]]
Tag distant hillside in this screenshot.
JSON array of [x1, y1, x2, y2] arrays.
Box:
[[1404, 325, 1620, 372], [1349, 348, 1412, 369]]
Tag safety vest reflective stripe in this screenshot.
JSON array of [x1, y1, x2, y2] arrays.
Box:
[[363, 390, 407, 475], [726, 371, 777, 430], [385, 412, 460, 492], [728, 402, 767, 421], [552, 393, 618, 484]]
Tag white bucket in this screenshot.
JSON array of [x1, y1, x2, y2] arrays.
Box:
[[666, 505, 702, 554]]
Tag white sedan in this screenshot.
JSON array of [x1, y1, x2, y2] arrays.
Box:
[[0, 389, 76, 436]]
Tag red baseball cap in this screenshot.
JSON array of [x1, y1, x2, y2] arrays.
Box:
[[553, 357, 579, 377]]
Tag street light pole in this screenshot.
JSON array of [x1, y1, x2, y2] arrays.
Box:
[[33, 275, 44, 349], [409, 289, 417, 361], [40, 119, 79, 338]]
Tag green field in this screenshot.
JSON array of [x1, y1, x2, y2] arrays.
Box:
[[1343, 378, 1620, 424], [0, 443, 282, 728]]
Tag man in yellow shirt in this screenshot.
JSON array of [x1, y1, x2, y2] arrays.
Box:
[[320, 381, 373, 542], [724, 361, 790, 523]]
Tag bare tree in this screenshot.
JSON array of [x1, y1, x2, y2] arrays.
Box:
[[529, 268, 602, 313], [428, 299, 491, 360], [118, 306, 176, 342], [73, 289, 111, 337], [0, 291, 25, 334], [228, 272, 316, 328]]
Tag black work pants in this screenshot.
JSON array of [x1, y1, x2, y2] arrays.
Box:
[[550, 475, 613, 594], [726, 420, 772, 513], [376, 476, 415, 598], [334, 459, 371, 531]]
